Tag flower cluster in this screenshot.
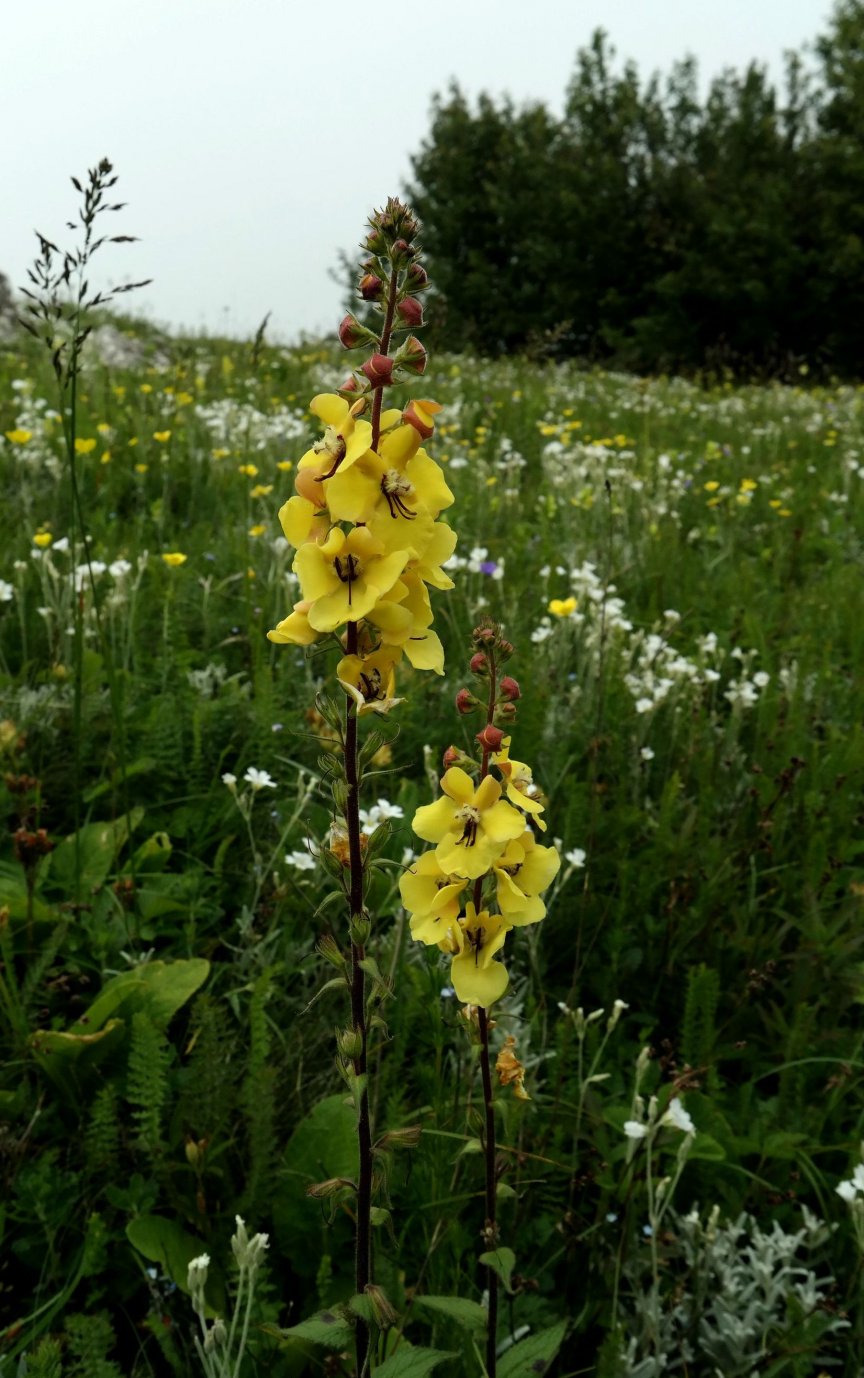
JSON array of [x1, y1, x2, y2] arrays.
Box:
[[400, 622, 560, 1006], [267, 200, 455, 709]]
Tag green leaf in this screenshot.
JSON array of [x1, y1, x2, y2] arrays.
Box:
[[498, 1320, 568, 1377], [49, 810, 143, 895], [479, 1246, 516, 1293], [414, 1295, 487, 1331], [83, 756, 156, 804], [685, 1132, 726, 1162], [279, 1309, 353, 1350], [126, 1215, 205, 1296], [73, 958, 210, 1033], [275, 1095, 358, 1276], [374, 1344, 458, 1377]]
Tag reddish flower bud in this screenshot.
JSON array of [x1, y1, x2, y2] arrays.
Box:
[[361, 353, 394, 388], [397, 296, 424, 328], [390, 237, 415, 266], [499, 676, 521, 701], [496, 701, 518, 722], [498, 639, 514, 658], [338, 315, 368, 349], [476, 724, 504, 752], [402, 398, 441, 440], [442, 744, 461, 770], [455, 688, 478, 715], [398, 336, 427, 376], [340, 375, 359, 393], [473, 624, 497, 645], [407, 262, 429, 288], [470, 652, 488, 675], [359, 273, 383, 302]]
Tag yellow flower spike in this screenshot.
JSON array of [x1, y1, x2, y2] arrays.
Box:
[[492, 737, 547, 828], [412, 767, 526, 880], [33, 532, 53, 549], [337, 647, 404, 716], [400, 852, 467, 940], [267, 599, 320, 646], [450, 902, 510, 1007], [161, 552, 187, 567], [294, 525, 410, 633], [493, 832, 561, 924]]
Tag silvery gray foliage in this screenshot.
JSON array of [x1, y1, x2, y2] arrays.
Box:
[[618, 1206, 848, 1377]]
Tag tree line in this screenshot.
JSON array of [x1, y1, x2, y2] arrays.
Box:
[[406, 1, 864, 375]]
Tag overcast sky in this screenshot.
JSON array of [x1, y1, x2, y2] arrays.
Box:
[[4, 0, 835, 341]]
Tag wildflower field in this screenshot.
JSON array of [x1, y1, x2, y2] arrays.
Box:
[[2, 230, 864, 1375]]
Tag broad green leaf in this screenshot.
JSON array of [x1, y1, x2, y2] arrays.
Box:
[[279, 1309, 353, 1350], [30, 1018, 125, 1083], [685, 1133, 726, 1162], [72, 958, 210, 1034], [498, 1320, 567, 1377], [479, 1246, 516, 1293], [414, 1295, 487, 1331], [83, 756, 156, 804], [49, 810, 143, 896], [275, 1095, 358, 1275], [374, 1344, 458, 1377], [126, 1215, 206, 1296]]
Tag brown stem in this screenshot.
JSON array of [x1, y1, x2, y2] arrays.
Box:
[[474, 648, 498, 1375], [370, 267, 400, 451], [345, 620, 373, 1374]]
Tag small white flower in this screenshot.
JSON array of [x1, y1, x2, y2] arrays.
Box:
[[662, 1097, 695, 1134], [623, 1120, 648, 1140], [285, 849, 316, 872], [640, 746, 655, 761], [221, 772, 237, 790], [753, 671, 770, 688], [0, 581, 14, 602], [837, 1179, 858, 1203], [635, 697, 654, 714], [52, 536, 70, 553], [243, 767, 276, 790], [565, 847, 586, 868]]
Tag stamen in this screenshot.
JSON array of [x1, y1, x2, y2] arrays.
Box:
[[334, 552, 360, 606]]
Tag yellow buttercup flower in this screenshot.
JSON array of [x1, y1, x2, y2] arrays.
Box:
[[449, 902, 510, 1007], [161, 552, 187, 567], [248, 524, 266, 538], [153, 430, 172, 443], [250, 484, 273, 498], [5, 429, 32, 445], [548, 596, 577, 617], [238, 464, 258, 477], [33, 532, 53, 549], [74, 438, 97, 455], [412, 767, 525, 880]]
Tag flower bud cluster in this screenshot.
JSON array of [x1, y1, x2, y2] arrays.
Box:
[[401, 625, 559, 1017]]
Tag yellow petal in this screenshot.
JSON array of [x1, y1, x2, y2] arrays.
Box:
[[481, 799, 528, 845], [441, 767, 476, 804], [412, 795, 459, 844], [451, 951, 509, 1007], [310, 394, 348, 427]]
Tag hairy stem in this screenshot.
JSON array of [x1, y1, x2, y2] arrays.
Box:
[[370, 266, 400, 450]]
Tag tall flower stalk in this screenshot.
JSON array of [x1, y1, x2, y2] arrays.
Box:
[[268, 199, 453, 1374], [402, 624, 560, 1375]]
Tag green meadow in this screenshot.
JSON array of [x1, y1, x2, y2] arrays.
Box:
[[1, 318, 863, 1375]]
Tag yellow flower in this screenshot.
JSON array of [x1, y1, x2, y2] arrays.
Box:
[[276, 495, 330, 550], [101, 451, 112, 465], [140, 383, 153, 394], [267, 599, 319, 646], [492, 738, 547, 829], [153, 430, 172, 443], [493, 832, 560, 924], [548, 596, 577, 617], [449, 903, 510, 1007], [703, 481, 720, 492], [135, 463, 149, 474], [5, 429, 32, 445], [400, 852, 467, 942], [238, 464, 258, 477], [33, 532, 53, 549], [740, 478, 757, 492], [337, 647, 404, 715], [248, 524, 266, 538], [250, 484, 273, 498], [277, 460, 294, 472], [412, 767, 526, 880], [212, 447, 231, 459], [74, 438, 97, 455], [161, 552, 187, 567], [293, 525, 409, 633]]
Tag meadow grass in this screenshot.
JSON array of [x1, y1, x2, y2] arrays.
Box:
[[1, 320, 863, 1375]]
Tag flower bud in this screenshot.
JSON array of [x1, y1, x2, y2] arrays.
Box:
[[476, 724, 504, 752], [390, 237, 415, 267], [339, 315, 372, 350], [402, 397, 441, 440], [407, 262, 429, 288], [442, 744, 461, 769], [339, 1027, 364, 1060], [495, 701, 518, 723], [499, 675, 521, 701], [397, 296, 424, 328], [359, 273, 383, 302], [397, 336, 427, 376], [340, 375, 359, 393], [455, 688, 479, 715], [365, 1283, 398, 1329], [498, 639, 514, 658], [470, 652, 488, 675], [472, 623, 497, 645], [361, 353, 394, 388]]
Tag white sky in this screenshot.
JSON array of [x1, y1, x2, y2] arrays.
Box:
[[4, 0, 834, 341]]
